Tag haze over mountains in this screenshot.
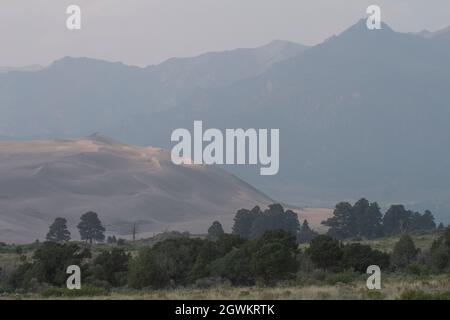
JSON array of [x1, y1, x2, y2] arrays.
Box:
[[1, 19, 450, 223], [0, 40, 307, 140]]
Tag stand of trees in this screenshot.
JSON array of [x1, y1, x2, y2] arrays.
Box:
[[231, 204, 301, 240], [44, 211, 106, 244], [322, 199, 436, 240]]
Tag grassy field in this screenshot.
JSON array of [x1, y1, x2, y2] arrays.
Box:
[[3, 274, 449, 300]]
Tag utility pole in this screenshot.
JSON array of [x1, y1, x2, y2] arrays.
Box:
[[132, 222, 137, 242]]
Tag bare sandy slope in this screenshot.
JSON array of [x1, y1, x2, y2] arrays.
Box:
[[0, 134, 268, 243], [296, 208, 332, 233], [0, 134, 330, 243]]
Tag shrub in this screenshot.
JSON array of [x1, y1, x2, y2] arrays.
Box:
[[306, 235, 343, 271], [251, 230, 298, 283], [342, 243, 390, 273], [391, 235, 418, 270], [8, 242, 90, 289]]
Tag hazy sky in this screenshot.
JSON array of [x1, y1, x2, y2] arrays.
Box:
[[1, 0, 450, 67]]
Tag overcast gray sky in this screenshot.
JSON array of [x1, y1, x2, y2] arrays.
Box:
[[1, 0, 450, 67]]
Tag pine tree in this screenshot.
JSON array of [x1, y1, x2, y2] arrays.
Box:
[[208, 221, 225, 240], [77, 211, 105, 244], [391, 234, 418, 269], [364, 201, 383, 238], [297, 219, 318, 244], [382, 205, 410, 236], [46, 217, 71, 242], [322, 202, 353, 239], [232, 206, 260, 238]]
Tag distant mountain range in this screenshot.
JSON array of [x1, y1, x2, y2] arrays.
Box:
[[0, 40, 307, 141], [1, 19, 450, 223]]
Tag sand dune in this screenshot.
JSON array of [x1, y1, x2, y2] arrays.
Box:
[[0, 134, 275, 243]]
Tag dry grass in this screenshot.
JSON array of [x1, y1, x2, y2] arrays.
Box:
[[8, 274, 449, 300]]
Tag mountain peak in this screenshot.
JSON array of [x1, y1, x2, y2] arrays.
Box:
[[340, 18, 394, 37]]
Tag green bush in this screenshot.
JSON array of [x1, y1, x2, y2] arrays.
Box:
[[324, 271, 360, 285], [306, 235, 343, 271]]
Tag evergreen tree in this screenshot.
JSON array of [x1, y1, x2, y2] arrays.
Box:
[[383, 205, 410, 236], [77, 211, 105, 244], [351, 198, 370, 237], [364, 202, 383, 238], [232, 206, 260, 238], [207, 221, 225, 240], [46, 217, 71, 242], [391, 234, 418, 269], [249, 204, 300, 238], [297, 219, 318, 244], [322, 202, 353, 239], [415, 210, 436, 230]]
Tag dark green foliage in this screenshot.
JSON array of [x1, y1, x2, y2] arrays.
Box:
[[306, 235, 343, 271], [428, 227, 450, 272], [46, 217, 71, 242], [342, 243, 390, 272], [323, 199, 382, 239], [232, 206, 260, 238], [232, 204, 300, 239], [214, 234, 245, 256], [128, 247, 168, 289], [251, 230, 298, 282], [383, 205, 436, 236], [77, 211, 105, 244], [322, 202, 353, 239], [9, 242, 90, 288], [323, 199, 436, 240], [409, 210, 436, 231], [297, 219, 319, 244], [128, 238, 219, 288], [128, 230, 298, 288], [90, 248, 130, 287], [357, 201, 383, 239], [207, 221, 225, 240], [211, 246, 254, 286], [391, 234, 419, 269]]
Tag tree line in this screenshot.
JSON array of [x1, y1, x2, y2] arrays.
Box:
[[322, 199, 437, 240], [229, 200, 438, 243]]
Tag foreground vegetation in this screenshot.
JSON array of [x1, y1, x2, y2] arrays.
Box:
[[0, 200, 448, 300], [1, 228, 450, 300]]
